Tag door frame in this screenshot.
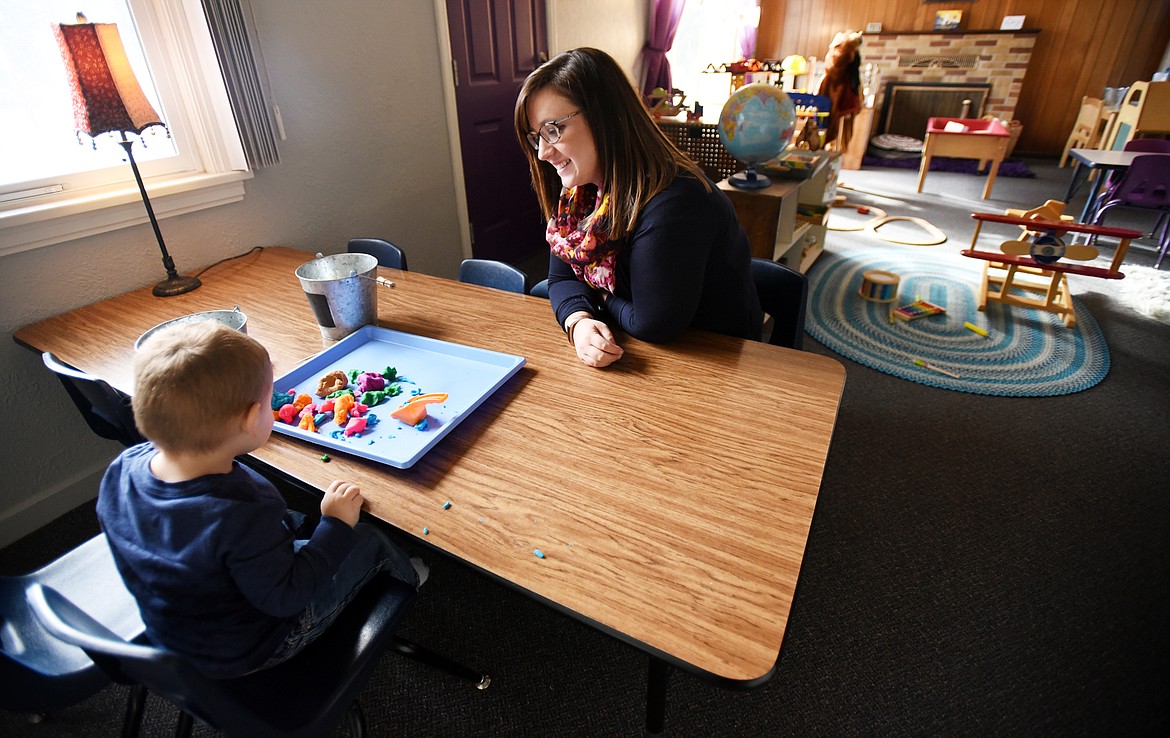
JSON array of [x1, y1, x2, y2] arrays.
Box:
[[433, 0, 561, 262], [432, 0, 473, 260]]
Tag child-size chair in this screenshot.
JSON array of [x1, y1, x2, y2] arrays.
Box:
[[1059, 96, 1106, 167], [1087, 154, 1170, 267], [28, 573, 490, 738]]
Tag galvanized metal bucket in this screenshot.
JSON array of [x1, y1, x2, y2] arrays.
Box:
[[295, 253, 378, 341]]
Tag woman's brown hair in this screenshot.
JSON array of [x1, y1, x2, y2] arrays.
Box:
[[514, 47, 707, 240]]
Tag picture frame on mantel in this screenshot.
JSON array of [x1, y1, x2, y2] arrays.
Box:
[[933, 10, 962, 31]]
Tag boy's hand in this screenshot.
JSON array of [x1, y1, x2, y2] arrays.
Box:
[[320, 480, 363, 528]]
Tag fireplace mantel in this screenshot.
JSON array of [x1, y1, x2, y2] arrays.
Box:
[[861, 30, 1037, 133], [867, 29, 1040, 37]]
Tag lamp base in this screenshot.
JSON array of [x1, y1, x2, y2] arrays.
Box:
[[153, 275, 202, 297]]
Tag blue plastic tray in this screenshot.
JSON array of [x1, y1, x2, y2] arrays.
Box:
[[271, 326, 525, 468]]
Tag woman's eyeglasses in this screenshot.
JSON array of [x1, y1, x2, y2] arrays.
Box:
[[526, 111, 581, 150]]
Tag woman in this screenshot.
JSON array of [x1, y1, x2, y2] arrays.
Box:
[[514, 47, 762, 368]]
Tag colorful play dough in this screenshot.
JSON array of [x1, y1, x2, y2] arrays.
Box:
[[356, 371, 385, 393], [390, 393, 447, 426], [333, 393, 356, 426], [315, 370, 348, 398], [271, 389, 295, 411]]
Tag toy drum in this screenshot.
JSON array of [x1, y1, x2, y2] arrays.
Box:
[[859, 269, 900, 303]]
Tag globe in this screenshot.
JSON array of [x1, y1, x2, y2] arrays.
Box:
[[717, 83, 797, 189]]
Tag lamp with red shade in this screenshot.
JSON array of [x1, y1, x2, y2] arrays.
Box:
[[54, 14, 200, 297]]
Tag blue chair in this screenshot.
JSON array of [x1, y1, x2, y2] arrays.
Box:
[[42, 352, 143, 447], [348, 238, 408, 271], [1, 534, 145, 726], [529, 278, 550, 298], [458, 258, 528, 294], [28, 573, 489, 738], [751, 258, 808, 350]]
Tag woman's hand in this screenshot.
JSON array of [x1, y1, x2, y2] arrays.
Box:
[[568, 315, 624, 368]]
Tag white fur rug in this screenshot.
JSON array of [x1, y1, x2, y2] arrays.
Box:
[[1112, 263, 1170, 324]]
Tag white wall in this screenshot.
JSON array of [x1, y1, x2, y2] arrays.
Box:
[[0, 0, 653, 548], [0, 0, 463, 547], [547, 0, 649, 77]]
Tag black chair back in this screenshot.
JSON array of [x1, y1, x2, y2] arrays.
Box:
[[459, 258, 528, 294], [42, 352, 143, 446], [1, 535, 143, 716], [28, 572, 487, 738], [348, 237, 408, 270], [529, 278, 550, 298], [751, 258, 808, 350]]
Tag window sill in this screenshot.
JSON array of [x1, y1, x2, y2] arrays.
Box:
[[0, 170, 253, 258]]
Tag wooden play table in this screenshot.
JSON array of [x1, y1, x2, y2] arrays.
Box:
[[917, 117, 1011, 200]]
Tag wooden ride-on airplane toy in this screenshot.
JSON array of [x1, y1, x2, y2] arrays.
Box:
[[962, 205, 1143, 328]]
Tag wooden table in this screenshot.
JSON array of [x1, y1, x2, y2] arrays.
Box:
[[14, 247, 846, 732], [1062, 148, 1170, 223]]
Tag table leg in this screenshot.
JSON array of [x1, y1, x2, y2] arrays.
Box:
[[1078, 168, 1108, 224], [1063, 161, 1088, 204], [645, 656, 671, 735], [916, 154, 931, 193], [982, 158, 1000, 199]]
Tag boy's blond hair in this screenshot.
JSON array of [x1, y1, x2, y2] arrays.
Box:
[[133, 322, 272, 453]]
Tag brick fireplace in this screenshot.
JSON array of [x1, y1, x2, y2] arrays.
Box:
[[860, 30, 1038, 136]]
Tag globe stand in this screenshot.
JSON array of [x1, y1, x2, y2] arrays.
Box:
[[728, 165, 771, 190]]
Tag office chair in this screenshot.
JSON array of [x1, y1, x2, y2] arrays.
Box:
[[751, 258, 808, 350], [348, 237, 409, 271], [0, 534, 145, 725], [42, 352, 143, 447], [28, 574, 489, 738], [529, 278, 550, 298], [458, 258, 529, 294]]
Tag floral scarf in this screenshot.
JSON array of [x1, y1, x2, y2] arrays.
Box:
[[546, 184, 617, 293]]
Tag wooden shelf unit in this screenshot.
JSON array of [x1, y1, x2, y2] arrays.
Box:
[[717, 152, 838, 273]]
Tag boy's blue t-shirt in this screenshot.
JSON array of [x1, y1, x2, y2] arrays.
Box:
[[97, 442, 356, 678]]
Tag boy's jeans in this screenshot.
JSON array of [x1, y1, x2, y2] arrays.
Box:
[[261, 522, 418, 668]]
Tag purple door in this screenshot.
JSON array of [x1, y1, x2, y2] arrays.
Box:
[[446, 0, 548, 264]]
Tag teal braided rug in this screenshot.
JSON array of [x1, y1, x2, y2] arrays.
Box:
[[805, 247, 1110, 396]]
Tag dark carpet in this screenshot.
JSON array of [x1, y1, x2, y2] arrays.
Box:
[[863, 154, 1036, 178], [2, 159, 1167, 737]]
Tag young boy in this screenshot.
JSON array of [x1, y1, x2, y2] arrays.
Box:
[[98, 322, 425, 679]]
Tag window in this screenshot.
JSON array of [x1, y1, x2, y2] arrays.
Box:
[[0, 0, 250, 256], [666, 0, 760, 119]]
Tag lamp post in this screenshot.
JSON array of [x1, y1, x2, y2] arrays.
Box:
[[54, 15, 200, 297]]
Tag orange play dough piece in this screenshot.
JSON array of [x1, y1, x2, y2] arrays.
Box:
[[390, 393, 448, 426]]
